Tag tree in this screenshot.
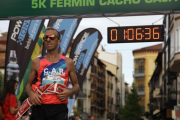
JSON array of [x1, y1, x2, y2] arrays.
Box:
[[73, 106, 82, 117], [118, 83, 142, 120]]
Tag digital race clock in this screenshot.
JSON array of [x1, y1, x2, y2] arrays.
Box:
[[107, 25, 164, 43]]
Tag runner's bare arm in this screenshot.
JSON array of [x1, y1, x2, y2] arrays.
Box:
[[67, 57, 80, 95], [26, 58, 42, 105], [57, 57, 80, 101]]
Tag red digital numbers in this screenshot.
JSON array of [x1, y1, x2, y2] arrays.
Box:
[[110, 27, 160, 41], [108, 25, 163, 43], [124, 29, 134, 40], [136, 28, 142, 40], [111, 29, 117, 41], [153, 27, 160, 39], [145, 28, 151, 40]]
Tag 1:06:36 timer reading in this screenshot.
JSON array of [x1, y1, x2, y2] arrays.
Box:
[[108, 25, 164, 43]]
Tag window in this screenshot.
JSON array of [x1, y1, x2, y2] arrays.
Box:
[[139, 66, 144, 73], [134, 58, 145, 74], [138, 85, 144, 92], [136, 77, 144, 93]]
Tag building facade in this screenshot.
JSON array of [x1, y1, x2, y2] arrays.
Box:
[[169, 14, 180, 120], [133, 44, 162, 112], [97, 45, 122, 120], [148, 52, 163, 119], [106, 70, 118, 120], [149, 14, 180, 120], [90, 57, 106, 120], [74, 56, 106, 120]]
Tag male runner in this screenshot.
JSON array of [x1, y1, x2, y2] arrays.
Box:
[[26, 27, 80, 120]]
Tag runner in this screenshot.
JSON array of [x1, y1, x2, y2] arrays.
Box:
[[26, 27, 80, 120]]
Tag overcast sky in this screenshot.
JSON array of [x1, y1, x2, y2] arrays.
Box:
[[0, 15, 164, 85]]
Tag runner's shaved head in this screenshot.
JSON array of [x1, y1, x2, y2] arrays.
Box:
[[46, 27, 60, 40]]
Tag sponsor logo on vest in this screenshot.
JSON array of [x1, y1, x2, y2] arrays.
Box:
[[44, 68, 65, 76]]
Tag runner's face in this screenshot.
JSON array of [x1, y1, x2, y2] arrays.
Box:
[[44, 30, 61, 51]]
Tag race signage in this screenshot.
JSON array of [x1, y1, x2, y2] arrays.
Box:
[[69, 28, 102, 89], [0, 0, 179, 18], [5, 20, 45, 96], [67, 28, 102, 117]]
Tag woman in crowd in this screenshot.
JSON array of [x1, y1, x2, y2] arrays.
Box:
[[0, 79, 21, 120]]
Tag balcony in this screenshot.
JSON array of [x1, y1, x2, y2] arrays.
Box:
[[91, 84, 96, 90], [153, 109, 160, 116], [97, 100, 105, 109], [98, 71, 105, 80], [137, 91, 145, 95], [116, 88, 120, 94], [133, 68, 145, 77], [137, 86, 145, 95], [97, 87, 105, 95], [170, 50, 180, 72], [153, 88, 160, 98], [91, 101, 96, 107], [116, 101, 121, 107]]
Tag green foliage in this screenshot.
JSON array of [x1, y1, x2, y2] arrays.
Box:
[[0, 71, 4, 96], [144, 112, 150, 118], [118, 83, 142, 120], [73, 106, 82, 117]]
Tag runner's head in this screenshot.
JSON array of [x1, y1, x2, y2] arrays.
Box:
[[43, 27, 61, 52], [45, 27, 60, 40]]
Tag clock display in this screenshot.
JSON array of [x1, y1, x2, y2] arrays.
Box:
[[108, 25, 164, 43]]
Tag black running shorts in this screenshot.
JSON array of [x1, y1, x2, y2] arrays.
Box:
[[30, 104, 68, 120]]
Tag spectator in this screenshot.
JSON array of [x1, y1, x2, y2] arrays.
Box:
[[0, 79, 21, 120]]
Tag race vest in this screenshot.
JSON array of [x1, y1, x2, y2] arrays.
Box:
[[32, 55, 69, 104]]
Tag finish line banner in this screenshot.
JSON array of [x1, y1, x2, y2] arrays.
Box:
[[5, 20, 45, 95], [42, 18, 82, 56], [68, 28, 102, 117], [0, 0, 179, 18]]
